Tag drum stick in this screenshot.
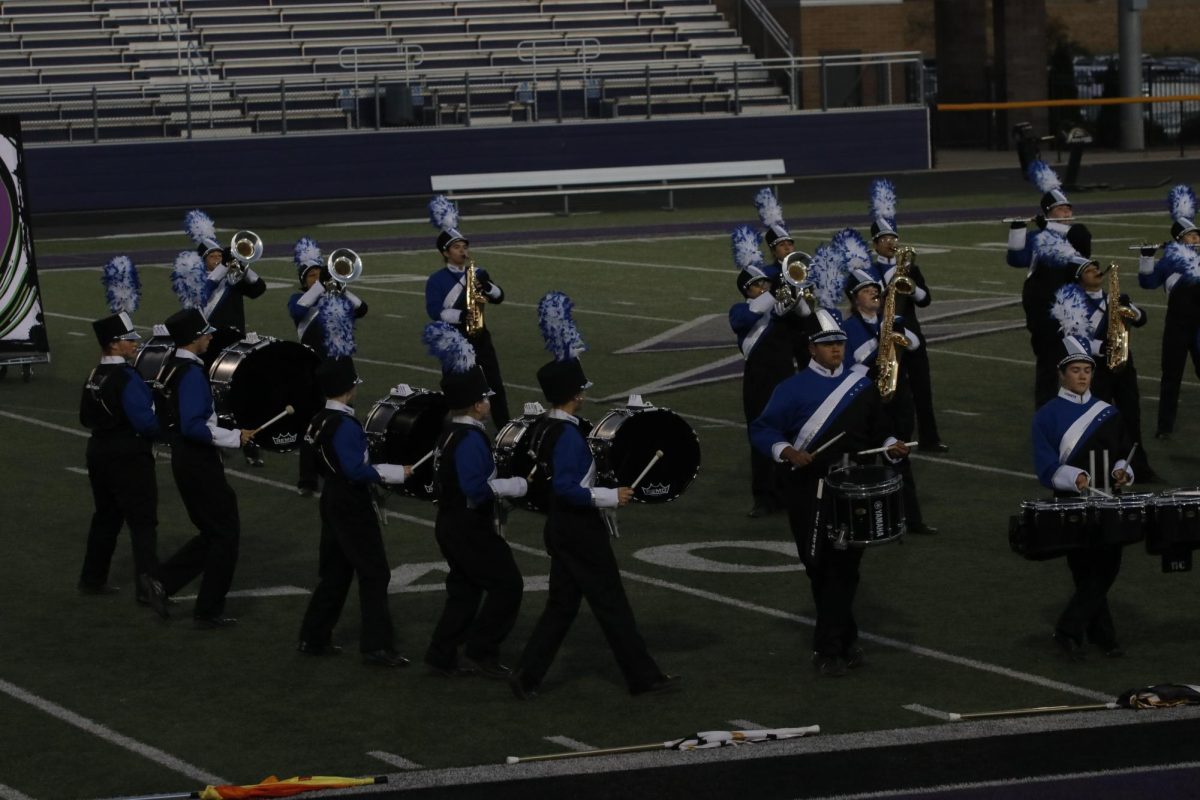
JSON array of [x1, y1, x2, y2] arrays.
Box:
[[1088, 485, 1114, 499], [856, 440, 918, 457], [1089, 450, 1096, 490], [526, 464, 538, 481], [1103, 450, 1110, 493], [1126, 443, 1138, 465], [410, 449, 434, 471], [791, 431, 845, 471], [948, 702, 1117, 722], [250, 404, 294, 436], [631, 450, 664, 490]]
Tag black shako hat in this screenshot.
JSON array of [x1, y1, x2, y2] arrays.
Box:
[[92, 312, 141, 347], [164, 308, 216, 347], [317, 357, 363, 398], [537, 358, 592, 405], [441, 364, 493, 408]]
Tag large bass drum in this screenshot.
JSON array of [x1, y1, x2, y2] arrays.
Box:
[[207, 333, 322, 452], [135, 325, 240, 384], [587, 401, 701, 504], [364, 385, 448, 500]]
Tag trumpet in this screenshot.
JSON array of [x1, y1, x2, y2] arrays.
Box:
[[228, 230, 263, 280], [776, 251, 815, 312], [1127, 242, 1200, 252], [325, 248, 362, 294]]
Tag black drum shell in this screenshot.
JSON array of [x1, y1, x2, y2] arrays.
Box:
[[208, 337, 322, 453], [494, 415, 543, 512], [1090, 494, 1150, 547], [1014, 499, 1089, 559], [364, 390, 448, 500], [133, 335, 176, 383], [824, 465, 905, 547], [1147, 494, 1200, 554], [586, 407, 700, 504]]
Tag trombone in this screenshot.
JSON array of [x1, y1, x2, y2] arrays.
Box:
[[325, 248, 363, 294]]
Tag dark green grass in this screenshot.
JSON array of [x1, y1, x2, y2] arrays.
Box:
[[3, 197, 1200, 798]]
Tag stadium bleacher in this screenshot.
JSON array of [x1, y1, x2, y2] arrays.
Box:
[[0, 0, 791, 142]]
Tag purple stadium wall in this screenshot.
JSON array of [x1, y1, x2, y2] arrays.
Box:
[[23, 109, 929, 213]]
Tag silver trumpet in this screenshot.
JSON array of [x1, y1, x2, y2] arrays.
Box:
[[227, 229, 263, 280], [777, 250, 816, 312], [325, 247, 363, 294]]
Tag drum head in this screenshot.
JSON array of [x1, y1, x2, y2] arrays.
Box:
[[826, 465, 901, 498], [133, 335, 176, 382], [224, 341, 321, 452], [589, 408, 700, 504], [365, 390, 448, 499]]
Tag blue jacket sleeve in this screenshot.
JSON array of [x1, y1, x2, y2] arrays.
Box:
[[729, 302, 762, 336], [120, 369, 160, 439], [749, 381, 795, 459], [331, 418, 381, 484], [1007, 237, 1034, 268], [455, 430, 496, 507], [177, 367, 215, 445], [287, 292, 307, 324], [1031, 410, 1060, 490], [551, 427, 595, 507], [1138, 257, 1167, 290], [425, 270, 447, 322]]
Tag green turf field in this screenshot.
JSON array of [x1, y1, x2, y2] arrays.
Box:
[[3, 183, 1200, 799]]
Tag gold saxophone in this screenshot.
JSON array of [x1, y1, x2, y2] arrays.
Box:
[[1106, 263, 1133, 373], [876, 246, 915, 403], [463, 259, 486, 336]]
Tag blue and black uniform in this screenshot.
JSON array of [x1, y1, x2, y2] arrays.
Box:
[[201, 262, 266, 334], [298, 400, 400, 654], [1139, 243, 1200, 436], [514, 410, 666, 694], [425, 417, 525, 672], [78, 356, 161, 592], [153, 349, 242, 621], [425, 264, 510, 427], [1032, 387, 1134, 651]]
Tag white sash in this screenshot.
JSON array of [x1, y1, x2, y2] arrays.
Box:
[[442, 272, 465, 310], [740, 313, 770, 359], [853, 337, 878, 365], [794, 373, 863, 452], [296, 303, 321, 340], [203, 280, 228, 320], [1059, 400, 1111, 464]]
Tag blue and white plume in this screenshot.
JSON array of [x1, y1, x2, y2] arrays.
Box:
[[319, 294, 356, 358], [1169, 184, 1196, 226], [293, 236, 323, 269], [422, 321, 476, 375], [101, 255, 140, 314], [1050, 283, 1092, 338], [170, 250, 209, 309], [832, 227, 873, 273], [1162, 241, 1200, 285], [183, 209, 218, 247], [1034, 231, 1080, 269], [808, 242, 847, 311], [428, 194, 459, 232], [869, 179, 897, 229], [731, 224, 765, 270], [1026, 160, 1061, 194], [754, 187, 785, 229], [538, 291, 587, 363]]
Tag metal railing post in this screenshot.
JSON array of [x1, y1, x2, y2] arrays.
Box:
[[464, 71, 471, 126], [820, 58, 828, 111], [280, 80, 287, 135], [556, 67, 562, 122], [733, 61, 740, 115], [185, 81, 192, 138], [374, 74, 381, 130], [789, 63, 797, 110], [644, 63, 651, 119], [90, 85, 99, 143]]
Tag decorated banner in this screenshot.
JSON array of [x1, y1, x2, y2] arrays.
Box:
[[0, 115, 50, 368]]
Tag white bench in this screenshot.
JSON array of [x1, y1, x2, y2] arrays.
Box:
[[430, 158, 791, 214]]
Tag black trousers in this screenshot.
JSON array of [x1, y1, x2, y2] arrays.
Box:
[[1057, 544, 1122, 647], [1156, 294, 1200, 435], [157, 440, 241, 618], [786, 472, 865, 657], [903, 344, 942, 445], [470, 328, 510, 428], [883, 383, 925, 527], [743, 359, 792, 505], [516, 507, 661, 691], [1092, 360, 1153, 474], [299, 478, 395, 653], [297, 438, 319, 490], [79, 442, 158, 589], [426, 507, 523, 668]]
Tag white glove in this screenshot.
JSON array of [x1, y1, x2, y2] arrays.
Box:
[[375, 464, 408, 484]]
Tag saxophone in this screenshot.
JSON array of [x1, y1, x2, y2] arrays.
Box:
[[463, 259, 486, 336], [1106, 263, 1132, 373], [875, 246, 916, 403]]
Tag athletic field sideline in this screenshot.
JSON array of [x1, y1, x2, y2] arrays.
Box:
[[4, 154, 1200, 799]]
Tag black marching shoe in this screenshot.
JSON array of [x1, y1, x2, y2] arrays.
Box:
[[1155, 431, 1171, 440], [138, 574, 170, 620], [908, 522, 939, 535], [193, 615, 238, 630], [920, 442, 950, 453], [77, 582, 121, 596], [1053, 631, 1086, 662], [362, 649, 410, 667], [747, 499, 776, 518], [842, 646, 867, 669], [812, 654, 848, 677], [297, 641, 343, 656], [424, 656, 478, 678], [461, 655, 513, 680], [243, 443, 265, 467], [296, 483, 316, 498], [508, 669, 540, 700], [631, 674, 682, 696], [1096, 641, 1125, 658]]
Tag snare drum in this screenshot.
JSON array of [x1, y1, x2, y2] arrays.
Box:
[[363, 385, 448, 500], [208, 334, 322, 453], [587, 404, 701, 504], [133, 333, 176, 383], [1090, 492, 1151, 546], [823, 465, 905, 548], [495, 411, 544, 511], [1013, 498, 1090, 559], [1147, 490, 1200, 554]]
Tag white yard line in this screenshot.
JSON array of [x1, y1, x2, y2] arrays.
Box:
[[543, 736, 598, 752], [928, 347, 1200, 388], [366, 751, 422, 770], [902, 704, 954, 721], [0, 678, 225, 785], [0, 783, 37, 800]]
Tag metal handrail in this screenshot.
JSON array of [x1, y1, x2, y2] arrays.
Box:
[[516, 37, 601, 66], [741, 0, 792, 57]]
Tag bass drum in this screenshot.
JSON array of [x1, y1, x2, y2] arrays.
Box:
[[364, 386, 448, 500], [587, 404, 700, 504], [494, 413, 543, 511], [208, 334, 322, 453], [133, 333, 176, 384]]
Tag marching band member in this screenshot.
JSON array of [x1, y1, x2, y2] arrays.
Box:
[[510, 292, 678, 700], [297, 356, 412, 666], [140, 308, 253, 628], [868, 179, 946, 452], [1007, 160, 1093, 407], [1031, 338, 1134, 660], [78, 257, 161, 601], [422, 322, 527, 679], [288, 237, 369, 496], [728, 224, 804, 518], [755, 187, 812, 371], [175, 210, 267, 467], [750, 310, 909, 677], [1139, 185, 1200, 440], [425, 195, 511, 428]]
